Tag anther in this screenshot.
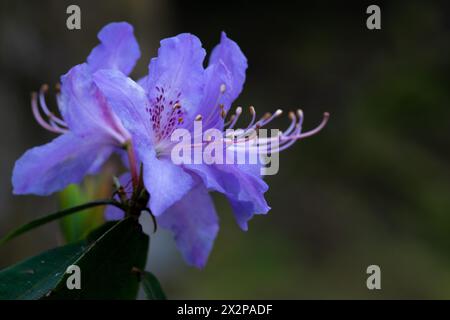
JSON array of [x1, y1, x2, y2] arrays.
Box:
[[288, 111, 295, 120], [41, 84, 49, 92]]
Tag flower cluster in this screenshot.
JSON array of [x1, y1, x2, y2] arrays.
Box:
[[12, 22, 328, 267]]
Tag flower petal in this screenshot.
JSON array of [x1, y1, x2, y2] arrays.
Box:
[[203, 32, 247, 129], [209, 32, 247, 100], [138, 146, 194, 216], [93, 69, 153, 145], [60, 63, 129, 144], [12, 133, 113, 196], [185, 163, 269, 230], [191, 61, 232, 128], [87, 22, 140, 75], [146, 33, 205, 120], [158, 182, 218, 268]]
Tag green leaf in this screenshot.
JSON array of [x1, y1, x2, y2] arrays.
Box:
[[59, 184, 106, 243], [0, 199, 121, 246], [142, 271, 167, 300], [0, 242, 86, 299], [46, 217, 148, 300], [0, 218, 149, 300]]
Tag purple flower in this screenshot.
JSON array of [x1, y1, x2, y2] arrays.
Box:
[[12, 22, 328, 268], [12, 22, 140, 195], [93, 32, 329, 267]]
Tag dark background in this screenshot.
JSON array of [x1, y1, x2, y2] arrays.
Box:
[[1, 0, 450, 298]]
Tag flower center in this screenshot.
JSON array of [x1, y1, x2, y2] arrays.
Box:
[[147, 86, 185, 143]]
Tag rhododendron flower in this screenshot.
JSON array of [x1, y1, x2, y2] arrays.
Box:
[[11, 22, 328, 268], [94, 32, 328, 267]]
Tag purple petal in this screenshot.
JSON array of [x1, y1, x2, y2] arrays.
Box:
[[137, 75, 148, 89], [185, 163, 269, 230], [204, 32, 247, 128], [146, 33, 205, 120], [191, 61, 232, 128], [12, 133, 113, 196], [158, 183, 218, 268], [87, 22, 140, 75], [93, 69, 153, 145], [209, 32, 247, 100], [221, 164, 270, 230], [139, 147, 194, 216], [60, 63, 129, 144]]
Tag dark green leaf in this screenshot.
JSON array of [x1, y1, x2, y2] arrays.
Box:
[[46, 218, 149, 300], [0, 199, 121, 246], [142, 271, 166, 300], [0, 218, 149, 300], [0, 242, 86, 299]]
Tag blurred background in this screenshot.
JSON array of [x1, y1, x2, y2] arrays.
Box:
[[1, 0, 450, 299]]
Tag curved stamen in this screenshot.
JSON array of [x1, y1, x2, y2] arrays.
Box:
[[246, 106, 257, 129], [38, 85, 68, 127], [245, 109, 283, 133], [162, 106, 329, 159], [282, 111, 297, 136], [294, 112, 329, 139], [224, 114, 235, 127], [236, 109, 299, 146], [260, 109, 283, 127], [31, 92, 67, 134], [226, 106, 242, 129], [230, 111, 329, 153]]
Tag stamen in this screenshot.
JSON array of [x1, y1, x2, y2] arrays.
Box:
[[226, 107, 242, 129], [220, 105, 226, 119], [38, 85, 67, 127], [283, 111, 297, 136], [295, 112, 329, 139], [230, 111, 329, 154], [224, 114, 235, 127], [297, 109, 304, 128], [31, 92, 67, 134], [261, 112, 329, 152], [261, 109, 283, 127], [38, 84, 52, 116], [220, 84, 226, 94], [195, 114, 203, 121], [247, 106, 257, 128]]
